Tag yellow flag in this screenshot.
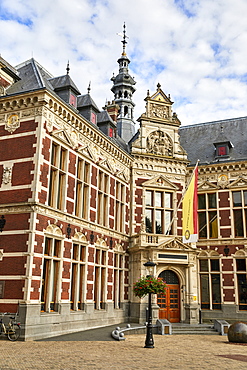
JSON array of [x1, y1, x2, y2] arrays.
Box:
[[182, 166, 198, 243]]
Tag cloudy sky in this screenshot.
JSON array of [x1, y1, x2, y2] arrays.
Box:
[[1, 0, 247, 126]]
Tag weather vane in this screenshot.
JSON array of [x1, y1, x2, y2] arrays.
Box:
[[117, 22, 129, 56]]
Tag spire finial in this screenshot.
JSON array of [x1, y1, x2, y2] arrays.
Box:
[[157, 82, 161, 90], [66, 60, 70, 75], [117, 23, 129, 56], [87, 81, 91, 94]]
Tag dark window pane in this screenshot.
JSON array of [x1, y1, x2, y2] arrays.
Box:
[[236, 259, 246, 271], [244, 191, 247, 206], [233, 191, 242, 207], [238, 274, 247, 310], [200, 260, 208, 272], [199, 212, 207, 238], [145, 209, 153, 233], [212, 274, 221, 309], [198, 194, 206, 209], [234, 209, 244, 237], [211, 259, 220, 271], [208, 193, 216, 209], [200, 275, 210, 309]]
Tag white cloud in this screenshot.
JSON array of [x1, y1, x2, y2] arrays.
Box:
[[1, 0, 247, 126]]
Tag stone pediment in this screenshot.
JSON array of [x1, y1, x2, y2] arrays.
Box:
[[228, 176, 247, 189], [142, 175, 179, 190], [157, 237, 196, 251], [198, 180, 218, 191], [77, 144, 97, 162], [52, 129, 74, 147], [98, 158, 115, 173], [148, 87, 172, 105]]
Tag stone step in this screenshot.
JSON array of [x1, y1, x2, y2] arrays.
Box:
[[172, 324, 218, 335]]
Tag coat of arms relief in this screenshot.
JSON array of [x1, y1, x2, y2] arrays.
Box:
[[147, 130, 173, 156]]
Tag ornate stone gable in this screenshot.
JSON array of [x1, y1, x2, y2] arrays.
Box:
[[156, 237, 196, 252], [228, 176, 247, 189], [198, 180, 219, 192], [52, 128, 79, 149], [141, 174, 179, 190], [142, 84, 180, 126]]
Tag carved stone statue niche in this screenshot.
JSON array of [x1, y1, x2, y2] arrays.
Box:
[[147, 130, 173, 156]]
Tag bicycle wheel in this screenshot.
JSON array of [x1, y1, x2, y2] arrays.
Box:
[[7, 324, 21, 341]]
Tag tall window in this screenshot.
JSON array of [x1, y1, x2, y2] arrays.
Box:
[[94, 248, 107, 310], [70, 243, 87, 311], [145, 190, 173, 234], [199, 258, 221, 310], [236, 258, 247, 310], [115, 181, 125, 232], [97, 171, 109, 227], [232, 190, 247, 237], [113, 252, 125, 309], [41, 237, 62, 312], [198, 193, 218, 239], [75, 158, 90, 219], [48, 143, 67, 210]]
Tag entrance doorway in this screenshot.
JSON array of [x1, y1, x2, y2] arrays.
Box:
[[157, 270, 180, 322]]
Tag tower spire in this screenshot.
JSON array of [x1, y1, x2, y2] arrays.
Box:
[[121, 22, 128, 56]]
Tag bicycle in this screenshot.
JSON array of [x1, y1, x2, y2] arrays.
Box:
[[0, 312, 21, 341]]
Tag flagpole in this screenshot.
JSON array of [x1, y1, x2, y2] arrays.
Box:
[[165, 159, 200, 236]]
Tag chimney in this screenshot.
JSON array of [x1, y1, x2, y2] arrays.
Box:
[[104, 101, 119, 123]]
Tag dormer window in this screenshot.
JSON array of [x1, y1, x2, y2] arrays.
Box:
[[217, 145, 227, 156], [91, 112, 97, 124], [70, 93, 77, 107], [214, 140, 233, 159]]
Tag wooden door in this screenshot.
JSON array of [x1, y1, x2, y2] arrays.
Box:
[[157, 284, 180, 322]]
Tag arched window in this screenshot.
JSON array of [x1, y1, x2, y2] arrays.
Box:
[[159, 270, 179, 284], [124, 106, 128, 116]]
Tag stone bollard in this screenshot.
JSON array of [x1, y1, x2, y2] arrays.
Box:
[[228, 322, 247, 343]]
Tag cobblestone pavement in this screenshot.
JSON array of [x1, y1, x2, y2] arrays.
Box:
[[1, 334, 247, 369]]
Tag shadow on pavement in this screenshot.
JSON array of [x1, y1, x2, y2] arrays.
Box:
[[37, 323, 125, 341]]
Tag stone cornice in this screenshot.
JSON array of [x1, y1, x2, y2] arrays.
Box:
[[0, 89, 133, 167], [0, 202, 129, 242]]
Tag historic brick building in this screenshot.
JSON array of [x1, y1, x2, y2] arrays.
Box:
[[0, 34, 247, 340]]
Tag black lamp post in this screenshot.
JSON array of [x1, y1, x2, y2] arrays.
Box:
[[224, 245, 230, 257], [143, 260, 156, 348]]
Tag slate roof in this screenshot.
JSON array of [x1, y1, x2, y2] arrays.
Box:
[[49, 75, 81, 95], [77, 94, 100, 112], [179, 116, 247, 166], [6, 58, 55, 95], [97, 110, 115, 124]]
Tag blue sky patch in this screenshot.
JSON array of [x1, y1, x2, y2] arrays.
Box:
[[0, 9, 33, 27], [174, 0, 197, 18]]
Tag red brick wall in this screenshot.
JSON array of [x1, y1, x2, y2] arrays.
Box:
[[12, 161, 34, 186], [0, 135, 36, 161]]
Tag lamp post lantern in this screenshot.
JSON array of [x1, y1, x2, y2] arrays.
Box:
[[0, 215, 6, 232], [143, 260, 156, 348]]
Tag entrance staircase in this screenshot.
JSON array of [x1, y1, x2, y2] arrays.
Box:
[[172, 323, 218, 335]]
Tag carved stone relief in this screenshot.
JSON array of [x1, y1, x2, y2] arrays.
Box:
[[147, 130, 173, 156], [149, 103, 168, 119], [2, 166, 12, 185], [5, 113, 20, 133]]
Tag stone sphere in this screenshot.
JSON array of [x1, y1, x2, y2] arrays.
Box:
[[228, 322, 247, 343]]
